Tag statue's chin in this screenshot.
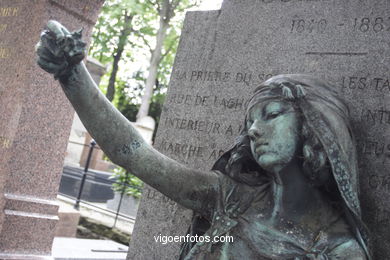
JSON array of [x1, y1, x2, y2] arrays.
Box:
[[257, 154, 290, 174]]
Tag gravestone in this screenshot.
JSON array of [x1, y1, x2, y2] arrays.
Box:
[[128, 0, 389, 259], [0, 0, 103, 258], [127, 11, 223, 260]]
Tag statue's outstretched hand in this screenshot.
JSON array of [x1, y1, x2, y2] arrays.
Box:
[[36, 20, 86, 79]]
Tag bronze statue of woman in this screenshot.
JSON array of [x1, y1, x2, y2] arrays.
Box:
[[36, 21, 371, 260]]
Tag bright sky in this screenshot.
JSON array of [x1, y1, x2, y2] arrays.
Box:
[[193, 0, 223, 11]]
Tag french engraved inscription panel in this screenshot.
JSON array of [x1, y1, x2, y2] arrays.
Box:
[[153, 1, 389, 258]]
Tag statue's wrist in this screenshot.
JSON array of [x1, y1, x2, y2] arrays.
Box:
[[58, 63, 82, 85]]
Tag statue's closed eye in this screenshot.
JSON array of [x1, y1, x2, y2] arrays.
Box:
[[265, 111, 282, 120]]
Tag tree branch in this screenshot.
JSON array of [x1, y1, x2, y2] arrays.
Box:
[[147, 0, 160, 12], [134, 31, 153, 53], [171, 0, 181, 11], [159, 35, 179, 62]]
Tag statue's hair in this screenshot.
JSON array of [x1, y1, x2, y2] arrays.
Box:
[[301, 120, 331, 186]]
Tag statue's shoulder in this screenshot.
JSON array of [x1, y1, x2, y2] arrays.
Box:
[[212, 170, 270, 218]]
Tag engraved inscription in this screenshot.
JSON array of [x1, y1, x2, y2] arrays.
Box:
[[187, 71, 232, 82], [342, 76, 390, 93], [258, 73, 274, 81], [289, 14, 390, 35], [357, 138, 390, 163], [374, 207, 390, 225], [144, 188, 178, 217], [167, 94, 192, 105], [360, 108, 390, 125], [0, 136, 11, 148], [353, 17, 390, 33], [371, 78, 390, 92], [368, 174, 390, 192], [0, 47, 11, 59], [145, 188, 176, 206], [208, 148, 225, 160], [290, 18, 327, 34], [0, 7, 19, 17], [163, 117, 243, 136], [0, 24, 7, 33], [156, 140, 226, 162], [158, 140, 205, 159], [235, 72, 253, 85], [173, 70, 273, 86], [213, 96, 248, 110], [0, 47, 10, 59], [167, 93, 249, 111], [164, 117, 222, 134]]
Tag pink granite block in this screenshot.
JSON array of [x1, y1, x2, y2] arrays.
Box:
[[0, 0, 104, 258], [55, 204, 80, 237]]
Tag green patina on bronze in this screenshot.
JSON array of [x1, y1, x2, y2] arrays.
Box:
[[36, 21, 371, 260]]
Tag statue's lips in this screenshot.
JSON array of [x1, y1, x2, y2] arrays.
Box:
[[255, 143, 269, 154]]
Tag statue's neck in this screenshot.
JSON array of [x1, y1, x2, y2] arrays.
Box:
[[269, 160, 325, 223]]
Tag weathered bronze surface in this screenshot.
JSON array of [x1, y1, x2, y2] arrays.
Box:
[[36, 21, 371, 260]]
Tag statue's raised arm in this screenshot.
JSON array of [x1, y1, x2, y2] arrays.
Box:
[[36, 21, 218, 213]]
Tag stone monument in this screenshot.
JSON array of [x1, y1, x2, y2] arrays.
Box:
[[0, 0, 103, 258], [128, 0, 389, 259]]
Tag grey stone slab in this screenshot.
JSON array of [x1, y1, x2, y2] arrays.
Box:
[[214, 2, 390, 258], [128, 1, 390, 259], [106, 192, 139, 218], [127, 11, 223, 260]]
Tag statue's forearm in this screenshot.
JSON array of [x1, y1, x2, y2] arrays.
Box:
[[36, 20, 218, 212], [59, 63, 219, 212], [59, 62, 143, 166]]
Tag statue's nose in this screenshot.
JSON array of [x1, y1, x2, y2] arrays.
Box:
[[248, 125, 263, 141]]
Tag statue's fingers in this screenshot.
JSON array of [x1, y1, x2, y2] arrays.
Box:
[[36, 44, 65, 65], [37, 57, 67, 74], [46, 20, 70, 40], [61, 26, 71, 36], [40, 31, 64, 57]]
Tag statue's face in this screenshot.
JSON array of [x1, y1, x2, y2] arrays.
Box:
[[247, 100, 301, 173]]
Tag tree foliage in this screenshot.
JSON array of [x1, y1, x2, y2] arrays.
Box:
[[111, 167, 143, 198], [89, 0, 201, 108], [89, 0, 202, 193]]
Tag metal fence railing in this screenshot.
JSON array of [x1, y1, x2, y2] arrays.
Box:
[[59, 140, 142, 228]]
